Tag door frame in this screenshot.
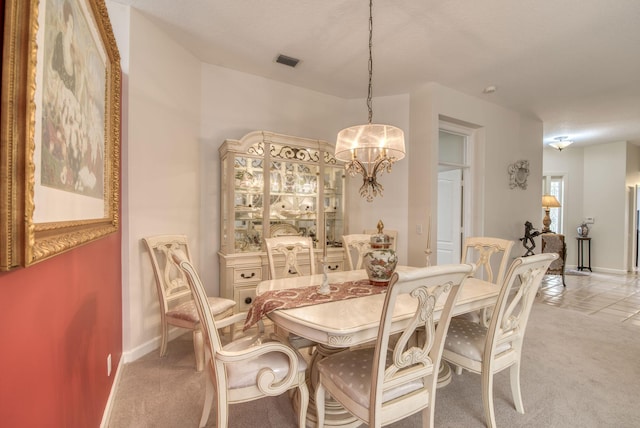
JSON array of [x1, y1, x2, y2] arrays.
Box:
[[437, 121, 476, 263]]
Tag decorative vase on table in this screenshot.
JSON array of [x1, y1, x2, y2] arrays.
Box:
[[577, 223, 589, 237], [363, 220, 398, 286]]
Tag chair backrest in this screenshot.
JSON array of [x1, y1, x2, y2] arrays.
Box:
[[142, 235, 194, 312], [461, 236, 514, 285], [485, 253, 556, 362], [541, 233, 566, 274], [265, 236, 316, 279], [342, 234, 372, 270], [370, 264, 472, 423], [363, 228, 398, 251]]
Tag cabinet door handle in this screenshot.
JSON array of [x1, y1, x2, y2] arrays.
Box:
[[288, 269, 298, 275], [328, 265, 339, 271], [240, 272, 256, 279], [244, 297, 253, 304]]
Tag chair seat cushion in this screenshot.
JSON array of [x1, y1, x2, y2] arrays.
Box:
[[444, 318, 511, 362], [167, 297, 235, 323], [317, 347, 426, 408], [224, 334, 308, 389]]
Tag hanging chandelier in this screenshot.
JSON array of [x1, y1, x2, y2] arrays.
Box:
[[334, 0, 405, 202]]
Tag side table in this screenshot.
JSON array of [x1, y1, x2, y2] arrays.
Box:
[[576, 237, 592, 272]]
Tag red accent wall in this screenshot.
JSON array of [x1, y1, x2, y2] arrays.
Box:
[[0, 233, 122, 427]]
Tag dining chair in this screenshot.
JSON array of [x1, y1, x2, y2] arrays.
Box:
[[442, 253, 557, 428], [142, 235, 236, 371], [170, 250, 309, 428], [342, 233, 373, 270], [458, 236, 515, 327], [315, 263, 473, 428], [265, 235, 316, 279]]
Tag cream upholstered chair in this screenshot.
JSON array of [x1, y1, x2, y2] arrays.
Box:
[[315, 264, 473, 428], [265, 236, 316, 279], [170, 250, 309, 428], [142, 235, 235, 372], [342, 233, 373, 270], [458, 237, 515, 327], [442, 253, 557, 428], [363, 228, 398, 251]]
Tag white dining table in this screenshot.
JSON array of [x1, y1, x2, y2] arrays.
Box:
[[256, 266, 499, 348], [254, 266, 499, 428]]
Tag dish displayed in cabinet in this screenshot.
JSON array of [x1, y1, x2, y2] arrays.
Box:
[[269, 223, 301, 237]]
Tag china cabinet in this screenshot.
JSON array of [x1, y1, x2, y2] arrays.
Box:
[[218, 131, 347, 310]]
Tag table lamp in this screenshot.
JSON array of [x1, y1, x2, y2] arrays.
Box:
[[541, 194, 561, 233]]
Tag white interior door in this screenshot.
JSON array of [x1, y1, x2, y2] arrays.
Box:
[[437, 169, 462, 264]]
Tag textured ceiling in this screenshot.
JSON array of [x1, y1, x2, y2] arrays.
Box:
[[110, 0, 640, 148]]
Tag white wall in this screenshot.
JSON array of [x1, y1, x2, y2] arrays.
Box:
[[584, 142, 628, 272], [116, 7, 203, 360], [407, 83, 544, 266]]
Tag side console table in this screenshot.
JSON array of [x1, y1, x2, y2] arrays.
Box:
[[576, 237, 592, 272]]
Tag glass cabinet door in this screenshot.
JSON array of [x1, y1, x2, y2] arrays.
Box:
[[233, 155, 264, 252], [268, 157, 319, 246], [324, 165, 345, 249]]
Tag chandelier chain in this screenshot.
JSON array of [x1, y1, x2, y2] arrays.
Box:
[[367, 0, 373, 124]]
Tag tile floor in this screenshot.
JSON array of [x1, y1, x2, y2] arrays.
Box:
[[538, 270, 640, 328]]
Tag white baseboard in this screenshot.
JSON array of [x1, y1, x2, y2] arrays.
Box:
[[565, 264, 628, 275], [100, 355, 124, 428], [122, 327, 187, 364]]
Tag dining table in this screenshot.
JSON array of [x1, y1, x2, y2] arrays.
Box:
[[251, 266, 499, 428]]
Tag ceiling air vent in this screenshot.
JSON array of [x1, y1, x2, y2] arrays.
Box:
[[276, 54, 300, 68]]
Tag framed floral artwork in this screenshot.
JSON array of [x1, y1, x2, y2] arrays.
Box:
[[1, 0, 121, 270]]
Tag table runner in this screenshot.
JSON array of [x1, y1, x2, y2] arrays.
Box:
[[243, 279, 387, 331]]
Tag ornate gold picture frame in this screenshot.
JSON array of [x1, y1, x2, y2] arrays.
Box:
[[1, 0, 120, 270]]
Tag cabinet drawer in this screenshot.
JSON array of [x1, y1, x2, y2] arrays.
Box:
[[324, 261, 343, 272], [236, 287, 257, 312], [234, 267, 262, 284]]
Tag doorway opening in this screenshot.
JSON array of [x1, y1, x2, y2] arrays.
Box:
[[437, 123, 473, 264]]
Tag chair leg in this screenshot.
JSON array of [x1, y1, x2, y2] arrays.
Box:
[[481, 371, 497, 428], [315, 382, 326, 428], [510, 361, 525, 413], [216, 387, 229, 428], [200, 373, 214, 428], [193, 329, 204, 372], [159, 321, 169, 357], [297, 379, 309, 427]]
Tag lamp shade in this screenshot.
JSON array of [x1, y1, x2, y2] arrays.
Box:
[[335, 123, 405, 163], [541, 194, 561, 209]]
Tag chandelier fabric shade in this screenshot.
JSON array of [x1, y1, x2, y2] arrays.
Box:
[[334, 0, 406, 202], [335, 124, 405, 162]]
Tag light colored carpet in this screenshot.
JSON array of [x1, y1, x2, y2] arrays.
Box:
[[107, 302, 640, 427]]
